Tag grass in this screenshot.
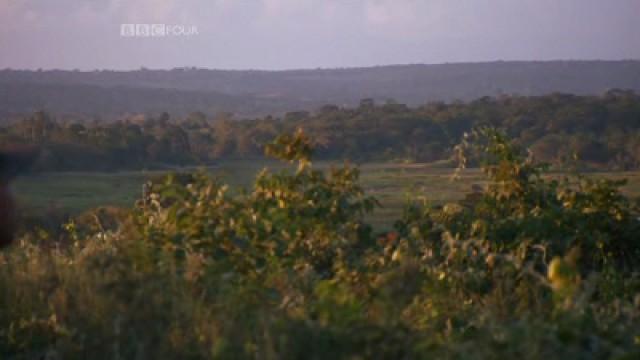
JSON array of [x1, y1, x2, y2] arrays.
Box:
[[12, 161, 640, 228], [13, 171, 149, 214]]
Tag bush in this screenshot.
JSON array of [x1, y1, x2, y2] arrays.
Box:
[[1, 129, 639, 359]]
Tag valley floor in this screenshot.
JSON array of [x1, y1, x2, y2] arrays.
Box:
[[14, 161, 640, 228]]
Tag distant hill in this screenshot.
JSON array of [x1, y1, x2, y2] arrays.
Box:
[[0, 82, 310, 120], [1, 60, 639, 118]]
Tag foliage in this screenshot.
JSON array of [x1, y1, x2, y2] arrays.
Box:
[[448, 127, 640, 272], [1, 129, 640, 359], [2, 91, 640, 171]]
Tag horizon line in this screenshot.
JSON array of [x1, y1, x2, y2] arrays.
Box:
[[2, 58, 639, 73]]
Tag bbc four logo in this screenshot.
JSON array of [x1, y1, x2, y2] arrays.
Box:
[[120, 24, 197, 37]]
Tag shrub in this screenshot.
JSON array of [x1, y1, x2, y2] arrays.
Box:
[[1, 129, 639, 359]]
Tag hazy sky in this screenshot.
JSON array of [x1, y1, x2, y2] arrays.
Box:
[[1, 0, 639, 70]]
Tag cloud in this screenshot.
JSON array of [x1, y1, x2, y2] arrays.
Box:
[[110, 0, 181, 23], [0, 0, 638, 70], [365, 0, 417, 26]]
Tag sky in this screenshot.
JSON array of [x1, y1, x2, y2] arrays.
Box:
[[0, 0, 639, 70]]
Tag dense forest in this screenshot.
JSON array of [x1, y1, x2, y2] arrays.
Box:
[[1, 61, 639, 117], [2, 90, 640, 171]]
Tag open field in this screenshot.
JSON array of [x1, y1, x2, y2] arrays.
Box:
[[13, 161, 640, 228]]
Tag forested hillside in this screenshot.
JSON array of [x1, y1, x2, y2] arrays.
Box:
[[1, 61, 639, 117], [2, 91, 640, 171], [0, 82, 310, 119]]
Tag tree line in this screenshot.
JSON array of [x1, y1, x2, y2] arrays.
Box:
[[1, 90, 639, 171]]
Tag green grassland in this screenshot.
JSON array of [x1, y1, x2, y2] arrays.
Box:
[[13, 161, 640, 228]]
